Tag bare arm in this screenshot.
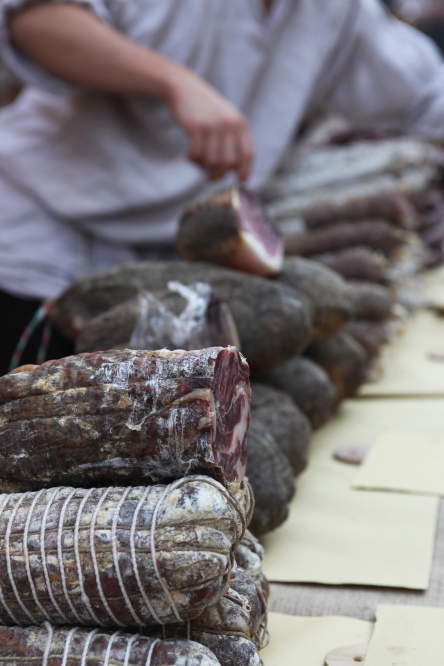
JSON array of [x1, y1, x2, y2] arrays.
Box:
[[9, 2, 254, 180]]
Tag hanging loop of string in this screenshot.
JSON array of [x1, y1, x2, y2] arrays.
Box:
[[8, 301, 52, 372]]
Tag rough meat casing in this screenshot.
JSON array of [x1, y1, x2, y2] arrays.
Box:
[[0, 624, 220, 665], [146, 567, 268, 666], [49, 261, 313, 374], [276, 257, 354, 343], [259, 356, 336, 429], [250, 382, 311, 476], [306, 331, 369, 405], [0, 477, 253, 627], [246, 419, 295, 537], [0, 347, 250, 489]]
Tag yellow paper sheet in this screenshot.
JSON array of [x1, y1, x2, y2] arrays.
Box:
[[359, 310, 444, 397], [354, 430, 444, 496], [262, 613, 373, 666], [365, 605, 444, 666], [262, 399, 439, 589]]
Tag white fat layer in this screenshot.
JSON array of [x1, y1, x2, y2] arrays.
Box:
[[238, 230, 284, 275]]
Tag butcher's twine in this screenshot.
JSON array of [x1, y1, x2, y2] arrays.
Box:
[[43, 627, 159, 666], [0, 476, 246, 631]]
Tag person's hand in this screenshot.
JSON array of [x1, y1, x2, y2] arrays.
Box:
[[166, 66, 255, 182]]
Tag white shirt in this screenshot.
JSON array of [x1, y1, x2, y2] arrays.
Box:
[[1, 0, 444, 300]]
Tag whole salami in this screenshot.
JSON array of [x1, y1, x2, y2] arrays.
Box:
[[0, 624, 220, 666], [0, 477, 253, 628], [148, 567, 268, 666], [0, 347, 250, 490]]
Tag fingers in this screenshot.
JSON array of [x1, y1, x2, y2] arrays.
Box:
[[187, 119, 255, 182], [236, 125, 255, 182]]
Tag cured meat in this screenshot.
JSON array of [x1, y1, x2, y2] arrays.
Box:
[[306, 332, 369, 405], [177, 188, 284, 276], [250, 382, 311, 476], [345, 320, 389, 359], [50, 261, 313, 374], [266, 176, 421, 228], [0, 477, 253, 628], [312, 247, 389, 283], [284, 219, 406, 257], [264, 137, 443, 210], [276, 257, 354, 343], [148, 567, 268, 666], [348, 281, 393, 322], [260, 356, 336, 429], [0, 625, 220, 666], [234, 530, 269, 600], [246, 419, 295, 536], [0, 348, 250, 489], [76, 283, 240, 354]]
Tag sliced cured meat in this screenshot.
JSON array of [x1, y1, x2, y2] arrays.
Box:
[[0, 478, 253, 627], [260, 356, 336, 429], [0, 625, 220, 666], [0, 347, 250, 489], [177, 188, 284, 277], [246, 419, 295, 536], [50, 261, 313, 374], [276, 257, 354, 343], [306, 332, 369, 405], [250, 382, 311, 476], [312, 247, 388, 283]]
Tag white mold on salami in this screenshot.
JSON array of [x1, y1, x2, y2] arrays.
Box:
[[0, 477, 253, 628]]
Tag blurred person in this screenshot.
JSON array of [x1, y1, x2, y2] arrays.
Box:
[[389, 0, 444, 53], [2, 0, 444, 373]]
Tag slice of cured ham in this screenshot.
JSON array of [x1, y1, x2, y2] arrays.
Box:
[[0, 347, 250, 490], [176, 187, 284, 276]]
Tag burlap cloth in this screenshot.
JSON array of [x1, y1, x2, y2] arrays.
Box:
[[268, 498, 444, 621]]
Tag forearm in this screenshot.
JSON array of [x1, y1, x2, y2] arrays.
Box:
[[9, 1, 255, 180], [9, 2, 181, 99]]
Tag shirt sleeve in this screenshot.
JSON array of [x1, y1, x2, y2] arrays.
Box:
[[0, 0, 115, 93], [317, 0, 444, 141]]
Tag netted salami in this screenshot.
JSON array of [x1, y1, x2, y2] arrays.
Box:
[[147, 567, 268, 666], [0, 477, 253, 628], [0, 624, 220, 666], [0, 348, 250, 490], [234, 531, 269, 600]]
